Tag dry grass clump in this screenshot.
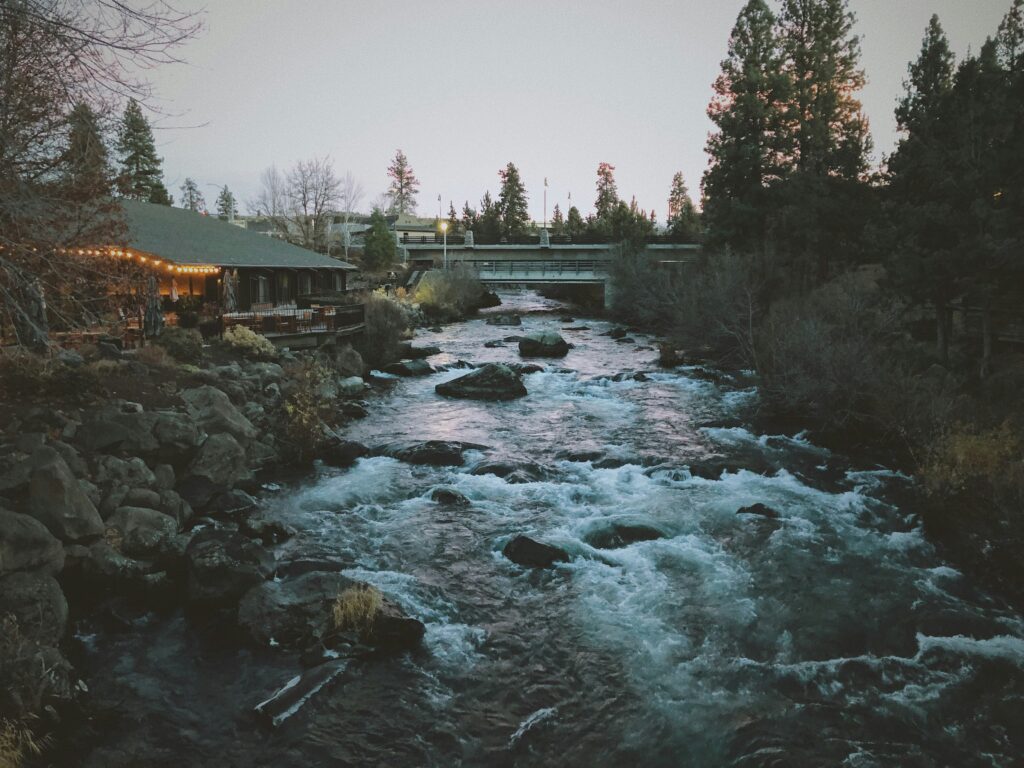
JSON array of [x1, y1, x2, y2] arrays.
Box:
[[331, 584, 382, 639], [135, 343, 174, 368], [0, 716, 49, 768], [924, 421, 1022, 498]]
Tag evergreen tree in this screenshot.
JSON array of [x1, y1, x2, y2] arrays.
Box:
[[702, 0, 789, 250], [461, 201, 477, 233], [180, 177, 205, 212], [63, 103, 113, 198], [362, 208, 396, 272], [594, 162, 619, 220], [216, 186, 238, 219], [566, 205, 585, 238], [446, 201, 461, 235], [666, 172, 703, 242], [550, 203, 565, 235], [887, 15, 958, 360], [117, 99, 170, 204], [778, 0, 871, 179], [771, 0, 875, 285], [497, 162, 530, 239], [476, 191, 502, 243], [385, 149, 419, 214]]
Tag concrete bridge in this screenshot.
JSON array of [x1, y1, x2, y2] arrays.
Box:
[[402, 241, 701, 306]]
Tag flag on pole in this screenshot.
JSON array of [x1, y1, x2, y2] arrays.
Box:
[[544, 177, 548, 187]]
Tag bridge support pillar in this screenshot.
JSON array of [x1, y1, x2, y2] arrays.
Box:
[[603, 278, 615, 310]]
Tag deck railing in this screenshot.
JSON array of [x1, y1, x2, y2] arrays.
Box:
[[222, 303, 365, 335]]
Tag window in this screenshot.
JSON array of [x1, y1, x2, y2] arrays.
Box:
[[299, 272, 312, 295]]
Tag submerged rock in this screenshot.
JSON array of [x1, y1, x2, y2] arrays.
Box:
[[376, 440, 488, 466], [401, 343, 441, 359], [584, 522, 665, 550], [470, 459, 551, 484], [486, 314, 521, 326], [502, 535, 569, 568], [519, 332, 569, 358], [430, 487, 470, 507], [435, 363, 527, 401], [737, 503, 779, 519]]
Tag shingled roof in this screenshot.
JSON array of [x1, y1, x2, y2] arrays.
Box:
[[121, 200, 358, 270]]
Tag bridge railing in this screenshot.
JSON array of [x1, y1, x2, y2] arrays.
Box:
[[454, 259, 608, 275], [401, 233, 701, 246]]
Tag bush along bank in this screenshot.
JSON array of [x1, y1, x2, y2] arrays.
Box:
[[608, 248, 1024, 609], [0, 329, 425, 752]]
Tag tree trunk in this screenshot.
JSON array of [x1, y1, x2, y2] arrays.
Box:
[[980, 305, 993, 380], [936, 304, 949, 365]]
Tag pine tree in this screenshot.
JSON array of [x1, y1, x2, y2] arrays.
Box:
[[385, 149, 419, 214], [702, 0, 789, 250], [216, 186, 238, 219], [461, 201, 477, 233], [594, 162, 619, 221], [63, 103, 113, 198], [778, 0, 871, 179], [497, 162, 529, 239], [566, 206, 585, 238], [362, 208, 396, 272], [180, 177, 205, 212], [476, 191, 501, 243], [666, 172, 703, 242], [117, 99, 171, 204], [550, 203, 565, 235], [446, 201, 461, 235]]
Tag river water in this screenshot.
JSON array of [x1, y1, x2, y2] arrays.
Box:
[[79, 290, 1024, 767]]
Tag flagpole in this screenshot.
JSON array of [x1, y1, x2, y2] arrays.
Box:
[[543, 177, 547, 230]]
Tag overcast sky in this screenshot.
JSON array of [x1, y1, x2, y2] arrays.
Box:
[[146, 0, 1012, 222]]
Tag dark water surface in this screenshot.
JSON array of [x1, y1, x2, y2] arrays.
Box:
[[78, 290, 1024, 767]]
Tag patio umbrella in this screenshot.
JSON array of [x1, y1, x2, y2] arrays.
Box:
[[143, 275, 164, 338], [170, 276, 179, 302], [221, 268, 238, 313]]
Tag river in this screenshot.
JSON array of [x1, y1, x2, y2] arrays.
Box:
[[77, 289, 1024, 767]]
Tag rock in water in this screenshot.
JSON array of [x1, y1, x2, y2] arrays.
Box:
[[737, 503, 779, 519], [382, 359, 434, 377], [584, 522, 665, 550], [486, 314, 521, 326], [502, 535, 569, 568], [376, 440, 486, 466], [321, 439, 369, 468], [430, 487, 470, 506], [518, 332, 569, 358], [435, 363, 527, 401], [185, 529, 274, 606]]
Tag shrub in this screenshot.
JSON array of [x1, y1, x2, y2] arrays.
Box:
[[332, 584, 382, 640], [358, 293, 410, 369], [155, 326, 203, 364], [223, 325, 277, 361], [0, 350, 105, 403], [135, 343, 174, 368], [923, 422, 1022, 499], [281, 359, 334, 459], [414, 266, 485, 321]]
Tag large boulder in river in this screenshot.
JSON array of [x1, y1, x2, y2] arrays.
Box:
[[0, 508, 65, 577], [502, 535, 570, 568], [105, 506, 182, 562], [322, 439, 369, 468], [238, 571, 425, 652], [28, 447, 104, 542], [185, 529, 274, 606], [376, 440, 487, 466], [519, 332, 569, 358], [383, 359, 434, 377], [584, 522, 665, 550], [435, 363, 527, 401]]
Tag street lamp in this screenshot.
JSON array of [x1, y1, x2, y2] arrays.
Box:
[[440, 220, 448, 270]]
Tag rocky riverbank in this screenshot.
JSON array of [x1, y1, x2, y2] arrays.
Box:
[[0, 336, 429, 754]]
